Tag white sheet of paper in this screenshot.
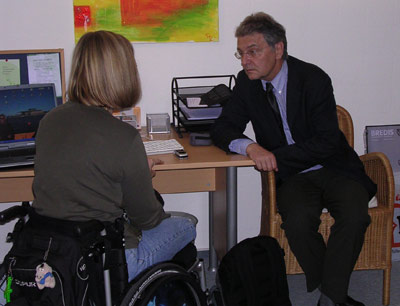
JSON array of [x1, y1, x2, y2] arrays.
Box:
[[186, 97, 207, 108], [27, 53, 62, 97]]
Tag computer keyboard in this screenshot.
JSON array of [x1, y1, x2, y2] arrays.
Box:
[[144, 139, 184, 155]]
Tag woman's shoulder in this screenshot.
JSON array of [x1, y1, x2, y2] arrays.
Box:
[[43, 100, 141, 140], [44, 100, 82, 118]]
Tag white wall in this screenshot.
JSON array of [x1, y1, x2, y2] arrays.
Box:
[[1, 0, 400, 256]]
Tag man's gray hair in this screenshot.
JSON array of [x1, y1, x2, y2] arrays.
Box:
[[235, 12, 288, 59]]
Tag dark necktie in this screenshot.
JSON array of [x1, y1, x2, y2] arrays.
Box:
[[265, 82, 284, 133]]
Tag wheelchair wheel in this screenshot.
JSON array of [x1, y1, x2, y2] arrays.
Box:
[[0, 264, 8, 306], [119, 262, 207, 306]]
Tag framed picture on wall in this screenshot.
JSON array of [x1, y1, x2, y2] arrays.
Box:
[[73, 0, 219, 43]]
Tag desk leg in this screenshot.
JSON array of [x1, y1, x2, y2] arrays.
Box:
[[211, 168, 227, 261], [226, 167, 237, 250], [208, 192, 218, 272], [211, 167, 238, 263]]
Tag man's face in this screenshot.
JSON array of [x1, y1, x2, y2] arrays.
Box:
[[237, 33, 284, 81]]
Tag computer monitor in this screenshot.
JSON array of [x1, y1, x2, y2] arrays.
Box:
[[0, 83, 57, 148]]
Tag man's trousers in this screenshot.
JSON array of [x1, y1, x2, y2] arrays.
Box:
[[276, 167, 370, 303]]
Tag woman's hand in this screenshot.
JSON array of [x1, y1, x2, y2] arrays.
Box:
[[147, 158, 164, 178]]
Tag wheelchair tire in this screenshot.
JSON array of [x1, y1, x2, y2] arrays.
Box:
[[119, 262, 207, 306], [0, 264, 8, 306]]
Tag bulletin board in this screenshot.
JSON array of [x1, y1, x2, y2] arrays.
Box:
[[0, 49, 66, 105]]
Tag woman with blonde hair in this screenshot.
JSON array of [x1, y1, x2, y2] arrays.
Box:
[[32, 30, 196, 281]]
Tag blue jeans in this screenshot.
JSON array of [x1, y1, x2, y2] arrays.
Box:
[[125, 216, 196, 282]]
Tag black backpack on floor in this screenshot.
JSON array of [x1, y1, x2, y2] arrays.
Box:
[[214, 235, 292, 306]]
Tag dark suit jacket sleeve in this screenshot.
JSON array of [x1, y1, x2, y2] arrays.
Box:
[[210, 75, 252, 152]]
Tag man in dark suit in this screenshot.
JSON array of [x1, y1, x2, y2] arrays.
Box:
[[211, 12, 376, 306]]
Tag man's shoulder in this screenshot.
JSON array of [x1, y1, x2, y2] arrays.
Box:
[[287, 56, 330, 79]]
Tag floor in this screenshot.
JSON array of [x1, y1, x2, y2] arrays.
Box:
[[199, 251, 400, 306]]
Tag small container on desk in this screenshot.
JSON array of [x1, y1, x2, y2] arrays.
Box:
[[146, 113, 171, 134]]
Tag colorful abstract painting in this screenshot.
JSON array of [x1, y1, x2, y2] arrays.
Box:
[[73, 0, 219, 43]]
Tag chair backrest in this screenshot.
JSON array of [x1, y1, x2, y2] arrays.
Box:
[[336, 105, 354, 148]]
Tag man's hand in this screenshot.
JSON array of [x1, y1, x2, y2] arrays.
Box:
[[246, 143, 278, 172], [147, 158, 164, 178]]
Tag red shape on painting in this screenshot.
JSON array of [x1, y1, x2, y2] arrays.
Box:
[[74, 6, 92, 27], [120, 0, 209, 25]]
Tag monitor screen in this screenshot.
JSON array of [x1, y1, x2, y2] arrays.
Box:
[[0, 83, 57, 146]]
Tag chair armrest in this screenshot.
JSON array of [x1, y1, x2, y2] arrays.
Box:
[[360, 152, 395, 210], [260, 171, 277, 235]]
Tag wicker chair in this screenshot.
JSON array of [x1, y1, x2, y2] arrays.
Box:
[[260, 105, 395, 305]]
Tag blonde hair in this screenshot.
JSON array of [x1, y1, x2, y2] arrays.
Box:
[[67, 31, 141, 110]]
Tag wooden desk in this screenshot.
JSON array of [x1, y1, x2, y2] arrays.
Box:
[[0, 130, 254, 265]]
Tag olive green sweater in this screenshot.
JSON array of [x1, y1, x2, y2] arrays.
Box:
[[32, 101, 167, 248]]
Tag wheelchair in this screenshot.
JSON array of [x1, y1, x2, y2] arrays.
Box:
[[0, 202, 209, 306]]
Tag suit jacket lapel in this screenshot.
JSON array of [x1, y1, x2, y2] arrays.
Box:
[[286, 58, 302, 130], [250, 79, 287, 142], [254, 80, 266, 106], [252, 80, 276, 122]]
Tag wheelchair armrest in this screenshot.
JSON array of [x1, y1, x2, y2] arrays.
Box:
[[0, 202, 30, 225]]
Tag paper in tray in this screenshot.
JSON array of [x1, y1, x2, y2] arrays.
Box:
[[179, 102, 222, 120], [185, 97, 208, 108]]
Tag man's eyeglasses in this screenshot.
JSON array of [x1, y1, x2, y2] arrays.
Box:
[[234, 47, 265, 60]]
